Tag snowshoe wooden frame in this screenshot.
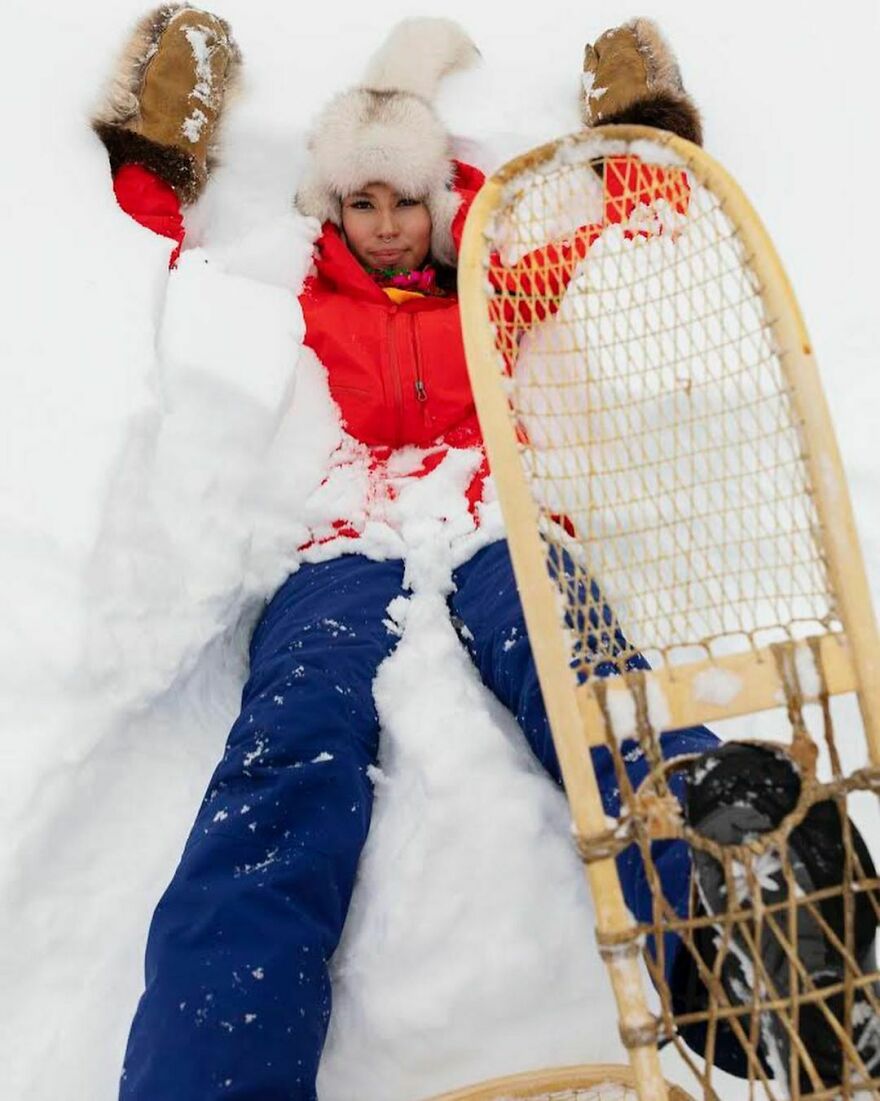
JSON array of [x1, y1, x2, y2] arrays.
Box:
[[422, 1061, 693, 1100], [452, 125, 880, 1100]]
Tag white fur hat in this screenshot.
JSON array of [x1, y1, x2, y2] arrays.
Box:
[[296, 18, 480, 266]]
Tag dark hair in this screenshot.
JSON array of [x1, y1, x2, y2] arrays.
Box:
[[433, 261, 458, 295]]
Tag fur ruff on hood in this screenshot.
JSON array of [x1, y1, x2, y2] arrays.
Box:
[[295, 18, 480, 266]]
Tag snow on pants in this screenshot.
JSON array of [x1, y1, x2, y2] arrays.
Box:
[[119, 541, 719, 1101]]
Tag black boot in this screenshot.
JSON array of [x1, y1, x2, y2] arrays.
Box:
[[680, 742, 880, 1089]]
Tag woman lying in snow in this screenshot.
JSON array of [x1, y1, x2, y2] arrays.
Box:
[[93, 7, 880, 1099]]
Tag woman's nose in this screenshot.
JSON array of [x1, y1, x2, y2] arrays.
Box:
[[377, 209, 399, 239]]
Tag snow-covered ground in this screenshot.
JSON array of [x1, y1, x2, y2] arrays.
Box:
[[1, 2, 878, 1099]]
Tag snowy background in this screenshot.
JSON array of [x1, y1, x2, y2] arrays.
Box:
[[1, 1, 878, 1099]]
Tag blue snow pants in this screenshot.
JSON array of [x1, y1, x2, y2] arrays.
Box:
[[119, 541, 719, 1101]]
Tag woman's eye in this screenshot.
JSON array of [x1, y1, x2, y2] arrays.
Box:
[[349, 200, 373, 210], [398, 198, 421, 208]]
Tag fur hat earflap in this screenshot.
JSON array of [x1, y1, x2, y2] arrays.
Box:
[[296, 18, 480, 266]]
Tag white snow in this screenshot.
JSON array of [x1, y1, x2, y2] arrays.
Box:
[[793, 640, 822, 700], [1, 3, 879, 1101], [182, 25, 217, 105], [595, 677, 670, 745], [693, 666, 744, 708], [730, 848, 783, 904], [605, 684, 637, 742], [181, 106, 208, 143]]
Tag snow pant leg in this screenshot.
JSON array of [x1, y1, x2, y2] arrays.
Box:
[[120, 554, 406, 1101], [449, 540, 719, 977]]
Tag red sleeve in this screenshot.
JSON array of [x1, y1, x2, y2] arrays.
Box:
[[112, 164, 185, 267], [602, 155, 690, 227], [488, 225, 603, 322], [488, 156, 691, 371]]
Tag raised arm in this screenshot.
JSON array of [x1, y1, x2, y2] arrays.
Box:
[[489, 155, 692, 373], [488, 18, 701, 372]]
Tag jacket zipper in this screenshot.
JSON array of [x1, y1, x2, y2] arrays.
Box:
[[387, 310, 405, 445], [410, 315, 428, 404]]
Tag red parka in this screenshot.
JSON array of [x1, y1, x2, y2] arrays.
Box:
[[299, 162, 486, 455]]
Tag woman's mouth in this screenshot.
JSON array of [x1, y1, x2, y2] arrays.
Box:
[[371, 249, 404, 265]]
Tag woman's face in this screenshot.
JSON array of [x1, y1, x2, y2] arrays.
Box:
[[341, 182, 432, 270]]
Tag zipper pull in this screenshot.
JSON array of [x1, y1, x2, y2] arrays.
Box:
[[414, 379, 428, 402]]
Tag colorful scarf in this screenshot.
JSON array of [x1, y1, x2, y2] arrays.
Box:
[[366, 264, 447, 297]]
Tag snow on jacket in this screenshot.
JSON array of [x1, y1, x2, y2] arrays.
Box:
[[296, 161, 490, 554]]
